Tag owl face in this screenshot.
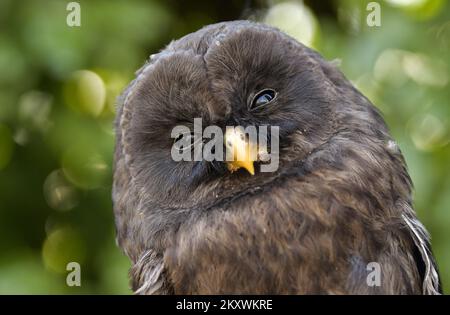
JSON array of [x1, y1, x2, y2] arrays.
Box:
[[121, 22, 336, 208]]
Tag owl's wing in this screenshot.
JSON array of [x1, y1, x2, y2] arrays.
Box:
[[402, 213, 442, 295], [130, 250, 172, 295]]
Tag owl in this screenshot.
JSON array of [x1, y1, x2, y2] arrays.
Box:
[[113, 21, 441, 294]]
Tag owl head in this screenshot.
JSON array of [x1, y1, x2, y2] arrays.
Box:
[[116, 21, 384, 210]]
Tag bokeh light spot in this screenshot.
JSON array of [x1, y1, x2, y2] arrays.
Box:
[[374, 49, 447, 87], [374, 49, 409, 86], [385, 0, 445, 20], [64, 70, 106, 117], [402, 53, 448, 87], [15, 90, 53, 145], [43, 170, 79, 211], [42, 227, 85, 274], [264, 1, 318, 47], [409, 113, 448, 151], [386, 0, 428, 7]]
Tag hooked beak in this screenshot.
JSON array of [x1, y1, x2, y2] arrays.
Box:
[[224, 128, 258, 175]]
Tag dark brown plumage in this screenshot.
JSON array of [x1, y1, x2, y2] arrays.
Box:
[[113, 21, 441, 294]]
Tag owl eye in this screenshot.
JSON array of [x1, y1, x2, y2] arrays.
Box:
[[250, 89, 277, 110]]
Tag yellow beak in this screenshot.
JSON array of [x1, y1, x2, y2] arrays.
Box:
[[224, 128, 258, 175]]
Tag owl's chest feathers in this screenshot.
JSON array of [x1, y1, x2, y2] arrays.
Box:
[[163, 165, 404, 294]]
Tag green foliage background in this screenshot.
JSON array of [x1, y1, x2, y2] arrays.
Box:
[[0, 0, 448, 294]]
